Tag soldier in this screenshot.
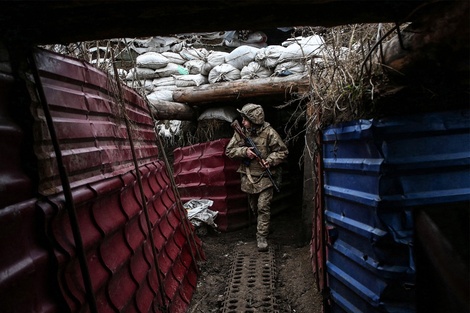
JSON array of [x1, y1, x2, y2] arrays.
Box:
[[225, 103, 288, 251]]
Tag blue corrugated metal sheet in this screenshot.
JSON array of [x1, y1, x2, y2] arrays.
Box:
[[322, 110, 470, 313]]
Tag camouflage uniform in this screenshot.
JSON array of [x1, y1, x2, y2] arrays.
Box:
[[225, 104, 288, 250]]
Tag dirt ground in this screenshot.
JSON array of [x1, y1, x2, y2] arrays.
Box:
[[187, 205, 324, 313]]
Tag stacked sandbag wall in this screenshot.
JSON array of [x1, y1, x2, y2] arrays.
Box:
[[122, 35, 327, 104]]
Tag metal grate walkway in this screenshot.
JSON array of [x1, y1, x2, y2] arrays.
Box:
[[221, 243, 278, 313]]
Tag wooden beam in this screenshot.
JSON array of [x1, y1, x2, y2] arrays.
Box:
[[148, 99, 196, 121], [172, 74, 309, 105]]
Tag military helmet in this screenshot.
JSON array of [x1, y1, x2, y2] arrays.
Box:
[[237, 103, 265, 125]]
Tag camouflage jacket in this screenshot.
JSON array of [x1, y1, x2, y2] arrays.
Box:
[[225, 122, 288, 193]]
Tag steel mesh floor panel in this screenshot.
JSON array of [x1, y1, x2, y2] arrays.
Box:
[[221, 243, 278, 313]]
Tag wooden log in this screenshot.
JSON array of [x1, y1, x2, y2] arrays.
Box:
[[172, 74, 309, 104], [379, 1, 469, 85], [148, 99, 196, 120]]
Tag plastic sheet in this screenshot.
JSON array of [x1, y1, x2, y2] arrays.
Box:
[[184, 199, 218, 228]]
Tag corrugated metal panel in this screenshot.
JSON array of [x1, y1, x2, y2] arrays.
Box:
[[32, 48, 158, 195], [174, 138, 249, 232], [322, 110, 470, 313], [0, 72, 34, 208], [173, 138, 294, 232], [0, 48, 203, 313], [38, 161, 202, 313], [0, 200, 61, 313]]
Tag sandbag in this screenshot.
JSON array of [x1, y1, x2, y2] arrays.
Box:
[[225, 45, 259, 70], [154, 63, 189, 77], [274, 61, 306, 76], [152, 77, 176, 87], [125, 67, 157, 80], [180, 47, 209, 61], [255, 45, 286, 68], [147, 89, 174, 102], [173, 74, 208, 87], [125, 79, 154, 93], [240, 61, 273, 79], [278, 35, 325, 63], [136, 52, 169, 69], [198, 106, 238, 122], [161, 51, 186, 65], [201, 51, 229, 76], [184, 59, 206, 74], [208, 63, 241, 83]]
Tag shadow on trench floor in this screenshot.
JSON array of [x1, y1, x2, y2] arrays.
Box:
[[187, 207, 324, 313]]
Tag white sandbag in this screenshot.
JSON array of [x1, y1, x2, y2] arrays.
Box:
[[147, 89, 174, 102], [240, 61, 273, 79], [152, 77, 176, 87], [173, 74, 208, 87], [208, 64, 241, 84], [225, 45, 260, 70], [153, 85, 177, 91], [201, 51, 229, 76], [255, 45, 286, 68], [125, 67, 157, 80], [161, 51, 186, 65], [278, 35, 325, 63], [154, 63, 189, 77], [274, 61, 306, 76], [198, 106, 238, 123], [184, 59, 206, 74], [136, 52, 169, 69], [180, 47, 209, 61], [125, 79, 154, 92]]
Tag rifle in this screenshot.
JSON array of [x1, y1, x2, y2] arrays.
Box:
[[231, 120, 280, 192]]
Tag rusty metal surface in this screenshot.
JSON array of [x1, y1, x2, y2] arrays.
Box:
[[173, 138, 249, 232], [32, 48, 158, 195]]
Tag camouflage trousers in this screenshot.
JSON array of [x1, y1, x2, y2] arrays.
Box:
[[248, 187, 273, 238]]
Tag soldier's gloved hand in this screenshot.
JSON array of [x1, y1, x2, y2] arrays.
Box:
[[246, 147, 256, 159], [260, 159, 270, 168]]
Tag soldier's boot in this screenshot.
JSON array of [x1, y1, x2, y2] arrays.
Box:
[[257, 236, 268, 252]]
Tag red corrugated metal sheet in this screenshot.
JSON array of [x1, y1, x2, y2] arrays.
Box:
[[38, 160, 202, 313], [0, 48, 204, 313], [0, 200, 61, 313], [0, 63, 61, 312], [173, 138, 249, 232], [32, 48, 158, 195]]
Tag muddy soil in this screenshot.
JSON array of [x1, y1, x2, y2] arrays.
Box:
[[187, 205, 324, 313]]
